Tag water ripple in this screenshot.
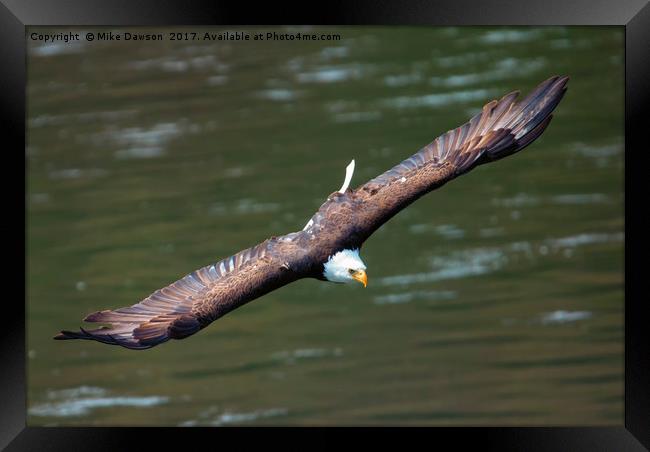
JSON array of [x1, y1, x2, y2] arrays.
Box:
[[257, 88, 299, 101], [90, 122, 184, 160], [540, 310, 592, 325], [209, 198, 281, 216], [180, 407, 288, 426], [409, 223, 465, 239], [333, 111, 382, 123], [551, 193, 610, 205], [382, 89, 498, 110], [48, 168, 108, 180], [378, 231, 622, 288], [30, 386, 168, 417], [270, 347, 343, 364], [431, 58, 546, 89], [545, 232, 623, 249], [479, 30, 543, 44], [379, 248, 506, 287], [296, 64, 369, 83], [374, 290, 456, 305]]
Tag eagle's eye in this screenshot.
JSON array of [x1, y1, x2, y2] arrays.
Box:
[[348, 269, 356, 275]]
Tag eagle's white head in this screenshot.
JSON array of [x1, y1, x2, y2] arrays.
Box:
[[323, 248, 368, 287]]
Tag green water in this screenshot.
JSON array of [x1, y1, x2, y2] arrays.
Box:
[[27, 26, 623, 426]]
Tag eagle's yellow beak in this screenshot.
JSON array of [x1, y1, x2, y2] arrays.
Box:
[[351, 269, 368, 288]]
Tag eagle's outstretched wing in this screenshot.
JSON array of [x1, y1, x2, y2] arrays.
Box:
[[350, 75, 569, 241], [54, 234, 307, 349]]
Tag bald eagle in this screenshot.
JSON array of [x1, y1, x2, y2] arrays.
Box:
[[54, 75, 569, 349]]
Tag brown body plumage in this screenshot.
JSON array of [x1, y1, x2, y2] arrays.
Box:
[[55, 75, 569, 349]]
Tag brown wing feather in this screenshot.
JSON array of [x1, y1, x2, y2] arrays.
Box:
[[352, 75, 569, 240], [54, 237, 301, 350]]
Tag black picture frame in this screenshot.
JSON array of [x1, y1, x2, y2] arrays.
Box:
[[6, 0, 648, 449]]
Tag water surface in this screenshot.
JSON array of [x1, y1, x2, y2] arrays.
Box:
[[27, 26, 623, 426]]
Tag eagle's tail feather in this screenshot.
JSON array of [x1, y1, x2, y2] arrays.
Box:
[[338, 159, 356, 193]]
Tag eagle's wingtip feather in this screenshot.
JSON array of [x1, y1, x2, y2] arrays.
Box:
[[53, 330, 81, 340]]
